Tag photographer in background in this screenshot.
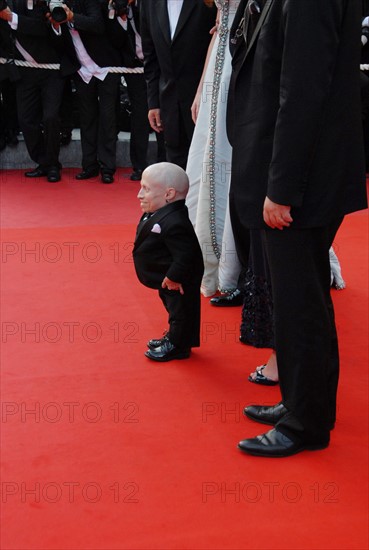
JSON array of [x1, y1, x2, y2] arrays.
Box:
[[49, 0, 122, 184], [0, 2, 20, 153], [107, 0, 164, 181], [0, 0, 64, 181]]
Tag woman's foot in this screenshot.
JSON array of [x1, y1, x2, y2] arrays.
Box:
[[248, 352, 279, 385]]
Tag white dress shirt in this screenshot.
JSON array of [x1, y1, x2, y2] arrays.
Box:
[[167, 0, 184, 39], [69, 26, 109, 84]]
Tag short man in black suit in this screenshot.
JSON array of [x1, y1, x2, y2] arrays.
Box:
[[228, 0, 368, 456], [133, 162, 204, 362], [140, 0, 216, 169], [0, 0, 65, 182]]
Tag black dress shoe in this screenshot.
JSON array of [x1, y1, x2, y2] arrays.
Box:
[[145, 339, 191, 362], [210, 289, 243, 307], [75, 168, 100, 180], [47, 167, 61, 183], [244, 402, 288, 425], [238, 428, 329, 457], [24, 166, 48, 178], [130, 169, 143, 181], [101, 173, 114, 184], [147, 334, 169, 350]]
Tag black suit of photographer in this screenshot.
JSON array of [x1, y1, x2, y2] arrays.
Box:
[[53, 0, 122, 178], [107, 1, 151, 176], [6, 0, 65, 173], [0, 15, 19, 152]]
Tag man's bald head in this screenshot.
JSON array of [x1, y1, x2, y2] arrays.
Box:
[[137, 163, 190, 213], [143, 162, 189, 198]]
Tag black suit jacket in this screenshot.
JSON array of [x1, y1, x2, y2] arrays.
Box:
[[140, 0, 216, 144], [107, 2, 143, 68], [133, 200, 204, 290], [0, 20, 20, 81], [228, 0, 368, 229], [10, 0, 60, 63]]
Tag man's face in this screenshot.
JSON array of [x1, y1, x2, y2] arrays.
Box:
[[137, 174, 167, 213]]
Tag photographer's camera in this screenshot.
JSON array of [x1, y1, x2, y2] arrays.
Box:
[[108, 0, 129, 19]]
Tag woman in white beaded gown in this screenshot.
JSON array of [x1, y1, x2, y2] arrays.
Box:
[[186, 0, 241, 297]]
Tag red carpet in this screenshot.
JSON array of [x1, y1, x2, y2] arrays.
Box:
[[1, 169, 368, 550]]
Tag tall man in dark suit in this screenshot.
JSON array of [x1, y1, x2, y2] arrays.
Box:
[[140, 0, 216, 169], [133, 162, 204, 362], [228, 0, 368, 456]]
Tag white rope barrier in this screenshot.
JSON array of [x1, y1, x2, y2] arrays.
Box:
[[0, 57, 143, 73]]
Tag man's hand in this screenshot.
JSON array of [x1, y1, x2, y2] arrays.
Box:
[[0, 7, 12, 21], [162, 277, 184, 295], [263, 196, 293, 230], [148, 109, 163, 133]]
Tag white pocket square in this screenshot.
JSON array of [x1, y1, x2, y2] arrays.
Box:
[[151, 223, 162, 234]]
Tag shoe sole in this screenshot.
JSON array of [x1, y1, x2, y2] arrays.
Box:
[[210, 301, 243, 307], [237, 442, 329, 457], [144, 351, 190, 362], [248, 375, 279, 386]]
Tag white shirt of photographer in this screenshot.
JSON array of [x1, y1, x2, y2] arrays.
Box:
[[8, 13, 37, 63], [68, 26, 109, 84]]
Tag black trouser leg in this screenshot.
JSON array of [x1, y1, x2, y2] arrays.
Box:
[[264, 218, 343, 443], [158, 286, 201, 348], [124, 73, 150, 172]]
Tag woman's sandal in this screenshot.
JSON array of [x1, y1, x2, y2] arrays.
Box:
[[248, 364, 279, 386]]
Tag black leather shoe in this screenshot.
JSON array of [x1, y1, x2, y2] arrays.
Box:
[[75, 168, 99, 180], [145, 339, 191, 362], [101, 173, 114, 184], [238, 428, 329, 457], [147, 334, 169, 350], [210, 289, 243, 307], [24, 166, 48, 178], [244, 402, 288, 425], [130, 169, 143, 181], [47, 167, 61, 183]]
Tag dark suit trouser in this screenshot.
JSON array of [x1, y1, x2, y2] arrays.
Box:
[[264, 218, 343, 444], [0, 78, 18, 135], [164, 106, 194, 170], [124, 73, 150, 172], [158, 286, 201, 348], [74, 73, 120, 173], [16, 68, 64, 169]]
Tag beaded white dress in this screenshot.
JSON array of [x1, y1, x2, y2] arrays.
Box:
[[186, 0, 241, 297]]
